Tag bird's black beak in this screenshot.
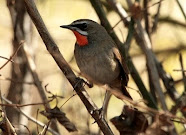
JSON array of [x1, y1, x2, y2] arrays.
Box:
[[60, 24, 74, 30]]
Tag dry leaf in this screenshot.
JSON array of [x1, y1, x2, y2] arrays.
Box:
[[41, 106, 77, 132]]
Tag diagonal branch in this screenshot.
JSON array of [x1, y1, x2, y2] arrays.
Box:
[[23, 0, 113, 134]]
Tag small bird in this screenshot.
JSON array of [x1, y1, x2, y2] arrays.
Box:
[[60, 19, 131, 117]]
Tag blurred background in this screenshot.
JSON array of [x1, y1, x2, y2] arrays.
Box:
[[0, 0, 186, 134]]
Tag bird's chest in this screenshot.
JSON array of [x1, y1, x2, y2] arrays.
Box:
[[74, 44, 120, 84]]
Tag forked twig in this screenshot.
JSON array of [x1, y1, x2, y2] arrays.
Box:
[[0, 41, 24, 70]]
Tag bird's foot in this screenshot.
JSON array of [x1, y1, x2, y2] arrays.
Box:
[[84, 81, 93, 88], [98, 107, 105, 120], [74, 77, 93, 91], [91, 107, 105, 124], [76, 77, 93, 88], [92, 107, 105, 120]]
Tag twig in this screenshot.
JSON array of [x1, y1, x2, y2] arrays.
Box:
[[0, 88, 17, 135], [0, 75, 35, 85], [155, 57, 180, 102], [42, 120, 51, 135], [132, 44, 186, 58], [20, 124, 31, 135], [60, 94, 76, 108], [173, 69, 186, 72], [143, 0, 151, 38], [145, 0, 165, 10], [0, 56, 14, 62], [21, 41, 60, 132], [175, 0, 186, 21], [22, 43, 50, 108], [152, 0, 163, 33], [179, 53, 186, 91], [0, 41, 24, 70], [2, 96, 60, 135], [23, 0, 113, 134], [36, 109, 40, 135], [105, 0, 157, 109], [127, 0, 168, 110], [106, 86, 186, 124], [0, 99, 53, 108], [159, 16, 186, 27]]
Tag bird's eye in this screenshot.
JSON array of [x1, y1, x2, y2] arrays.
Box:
[[74, 23, 88, 30], [82, 23, 87, 29]]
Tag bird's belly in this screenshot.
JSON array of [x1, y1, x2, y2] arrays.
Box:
[[75, 52, 120, 85]]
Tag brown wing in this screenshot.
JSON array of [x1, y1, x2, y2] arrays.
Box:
[[113, 47, 129, 85]]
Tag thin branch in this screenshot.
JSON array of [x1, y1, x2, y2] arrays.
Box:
[[175, 0, 186, 21], [106, 0, 157, 109], [7, 0, 59, 130], [0, 75, 35, 85], [23, 0, 113, 134], [159, 16, 186, 27], [0, 41, 24, 70], [2, 96, 60, 135], [132, 44, 186, 58], [21, 42, 51, 109], [127, 0, 168, 110], [152, 0, 163, 33], [0, 99, 53, 108], [60, 94, 76, 108], [105, 86, 186, 124], [155, 57, 180, 102], [0, 87, 17, 135], [0, 56, 14, 63], [179, 53, 186, 91], [143, 0, 151, 38], [173, 69, 186, 72]]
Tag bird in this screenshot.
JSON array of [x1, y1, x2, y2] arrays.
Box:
[[60, 19, 131, 118]]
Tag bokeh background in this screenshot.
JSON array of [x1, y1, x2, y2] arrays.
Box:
[[0, 0, 186, 134]]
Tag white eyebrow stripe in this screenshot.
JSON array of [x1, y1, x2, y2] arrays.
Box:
[[73, 21, 88, 25], [75, 28, 88, 36]]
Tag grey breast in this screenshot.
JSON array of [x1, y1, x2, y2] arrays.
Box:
[[74, 43, 120, 85]]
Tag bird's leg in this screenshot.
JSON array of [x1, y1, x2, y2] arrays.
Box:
[[99, 90, 112, 119]]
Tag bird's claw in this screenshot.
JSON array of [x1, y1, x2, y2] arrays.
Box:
[[91, 107, 105, 124], [98, 107, 104, 119], [93, 107, 104, 120], [84, 81, 93, 88], [75, 77, 93, 88]]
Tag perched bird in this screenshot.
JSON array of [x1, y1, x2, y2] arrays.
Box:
[[60, 19, 131, 117]]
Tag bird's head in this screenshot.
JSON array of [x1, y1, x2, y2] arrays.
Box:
[[60, 19, 105, 46]]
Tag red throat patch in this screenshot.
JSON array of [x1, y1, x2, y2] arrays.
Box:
[[72, 31, 88, 46]]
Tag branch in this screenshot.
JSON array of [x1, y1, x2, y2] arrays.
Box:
[[159, 16, 186, 27], [0, 56, 14, 63], [0, 41, 23, 70], [104, 0, 157, 109], [2, 96, 59, 135], [152, 0, 163, 33], [126, 0, 168, 110], [179, 53, 186, 91], [0, 89, 17, 135], [175, 0, 186, 21], [23, 0, 113, 134], [21, 42, 50, 108], [143, 0, 151, 38]]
